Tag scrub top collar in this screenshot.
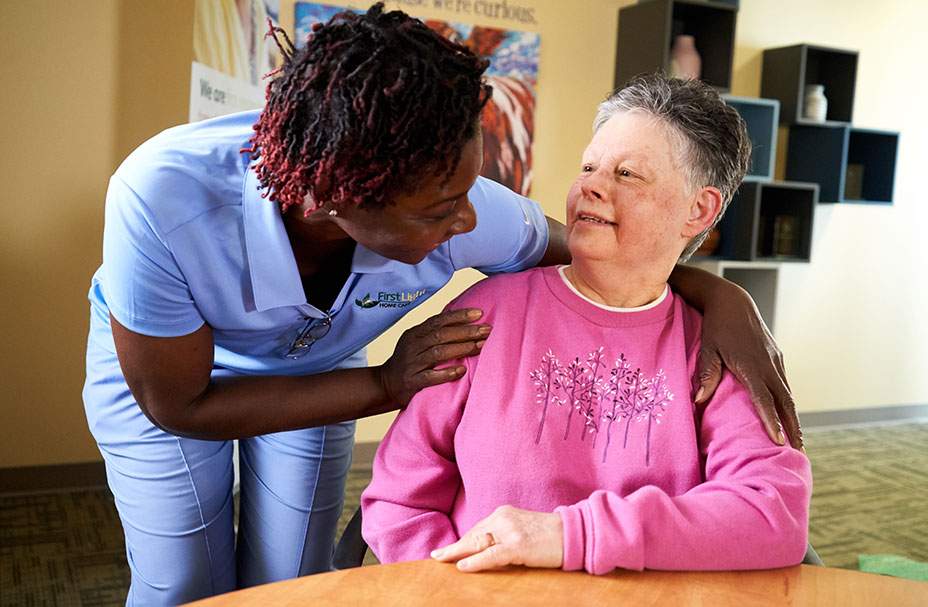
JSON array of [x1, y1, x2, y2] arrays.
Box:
[[242, 165, 397, 312]]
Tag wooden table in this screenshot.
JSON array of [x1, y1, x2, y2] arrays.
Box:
[[188, 560, 928, 606]]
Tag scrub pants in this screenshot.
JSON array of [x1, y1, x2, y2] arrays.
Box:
[[83, 356, 356, 605]]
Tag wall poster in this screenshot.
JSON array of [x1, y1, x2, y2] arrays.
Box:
[[189, 0, 282, 122], [295, 2, 540, 196]]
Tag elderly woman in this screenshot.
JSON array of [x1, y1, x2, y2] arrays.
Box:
[[360, 74, 812, 574]]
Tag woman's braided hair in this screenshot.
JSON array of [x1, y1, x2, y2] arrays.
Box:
[[244, 2, 492, 214]]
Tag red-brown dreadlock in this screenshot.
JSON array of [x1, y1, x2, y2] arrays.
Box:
[[244, 2, 492, 214]]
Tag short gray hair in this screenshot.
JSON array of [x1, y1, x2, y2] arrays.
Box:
[[594, 73, 751, 262]]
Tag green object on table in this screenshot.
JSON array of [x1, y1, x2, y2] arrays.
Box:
[[859, 554, 928, 582]]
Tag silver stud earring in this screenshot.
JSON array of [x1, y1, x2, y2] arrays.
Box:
[[328, 209, 338, 217]]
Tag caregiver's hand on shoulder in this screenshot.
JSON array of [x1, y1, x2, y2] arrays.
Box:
[[378, 308, 490, 406], [695, 282, 804, 450], [431, 506, 563, 573]]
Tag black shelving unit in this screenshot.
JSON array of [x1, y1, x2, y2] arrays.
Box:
[[615, 0, 737, 90], [723, 95, 779, 181], [640, 0, 738, 5], [786, 125, 899, 204], [760, 43, 858, 125], [715, 181, 818, 261]]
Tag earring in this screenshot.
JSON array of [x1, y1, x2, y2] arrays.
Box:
[[328, 208, 338, 217]]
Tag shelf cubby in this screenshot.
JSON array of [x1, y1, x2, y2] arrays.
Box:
[[723, 95, 779, 181], [689, 260, 779, 332], [615, 0, 737, 91], [760, 44, 858, 125], [708, 180, 818, 262], [786, 124, 899, 204]]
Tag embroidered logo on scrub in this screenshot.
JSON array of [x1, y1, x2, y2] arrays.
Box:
[[355, 289, 427, 309], [529, 347, 674, 466]]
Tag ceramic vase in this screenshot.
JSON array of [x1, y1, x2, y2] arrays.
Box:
[[670, 35, 701, 80], [803, 84, 828, 122]]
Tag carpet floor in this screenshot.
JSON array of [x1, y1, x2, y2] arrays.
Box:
[[2, 421, 926, 606]]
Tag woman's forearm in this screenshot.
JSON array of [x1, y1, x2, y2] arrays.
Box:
[[115, 305, 486, 442], [668, 263, 746, 312], [165, 366, 398, 440], [666, 264, 803, 448], [536, 216, 571, 266]]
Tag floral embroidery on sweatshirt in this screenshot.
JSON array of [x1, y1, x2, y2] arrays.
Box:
[[529, 347, 674, 465]]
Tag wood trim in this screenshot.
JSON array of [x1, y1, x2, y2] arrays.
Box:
[[0, 444, 378, 495], [351, 441, 378, 467], [348, 405, 928, 457], [0, 461, 107, 494], [5, 405, 924, 495], [801, 403, 928, 429]]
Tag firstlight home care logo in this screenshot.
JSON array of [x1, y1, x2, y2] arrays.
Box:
[[355, 289, 427, 309]]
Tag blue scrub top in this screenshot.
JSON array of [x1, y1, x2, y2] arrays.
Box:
[[84, 110, 549, 395]]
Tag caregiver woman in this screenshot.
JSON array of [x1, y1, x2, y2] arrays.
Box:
[[82, 4, 800, 604]]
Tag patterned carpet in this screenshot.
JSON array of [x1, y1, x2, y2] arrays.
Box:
[[2, 422, 926, 606], [0, 491, 129, 606], [803, 422, 928, 569]]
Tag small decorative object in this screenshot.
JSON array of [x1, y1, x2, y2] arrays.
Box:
[[670, 35, 701, 80], [693, 227, 721, 257], [803, 84, 828, 122], [772, 215, 798, 257], [845, 163, 865, 200]]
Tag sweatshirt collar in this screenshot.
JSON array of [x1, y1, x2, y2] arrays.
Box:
[[542, 265, 675, 327]]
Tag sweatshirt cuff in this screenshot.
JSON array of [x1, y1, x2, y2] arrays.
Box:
[[556, 505, 585, 572]]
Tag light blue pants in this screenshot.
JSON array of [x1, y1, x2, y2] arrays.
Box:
[[84, 360, 356, 605]]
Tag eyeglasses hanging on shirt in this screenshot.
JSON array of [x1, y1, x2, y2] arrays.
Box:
[[284, 312, 332, 359], [282, 272, 363, 359]]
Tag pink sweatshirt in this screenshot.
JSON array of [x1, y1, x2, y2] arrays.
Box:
[[361, 266, 811, 574]]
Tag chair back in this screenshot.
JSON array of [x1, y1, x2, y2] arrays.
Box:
[[334, 506, 368, 569]]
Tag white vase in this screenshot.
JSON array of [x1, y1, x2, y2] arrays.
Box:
[[670, 35, 701, 80], [803, 84, 828, 122]]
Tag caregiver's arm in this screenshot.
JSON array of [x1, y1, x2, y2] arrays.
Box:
[[535, 216, 571, 266], [110, 308, 485, 441], [538, 219, 803, 449], [667, 264, 802, 449]]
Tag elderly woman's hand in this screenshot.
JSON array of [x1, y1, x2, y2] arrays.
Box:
[[681, 268, 804, 450], [430, 506, 563, 572]]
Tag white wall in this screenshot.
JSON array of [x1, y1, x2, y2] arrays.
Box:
[[735, 0, 928, 411]]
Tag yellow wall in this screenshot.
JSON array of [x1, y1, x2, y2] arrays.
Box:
[[2, 0, 925, 465], [1, 1, 119, 467], [0, 0, 193, 467]]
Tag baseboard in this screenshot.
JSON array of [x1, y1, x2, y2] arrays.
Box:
[[352, 441, 378, 467], [0, 461, 107, 495], [0, 443, 379, 495], [351, 405, 928, 458], [801, 403, 928, 429], [5, 405, 923, 494]]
